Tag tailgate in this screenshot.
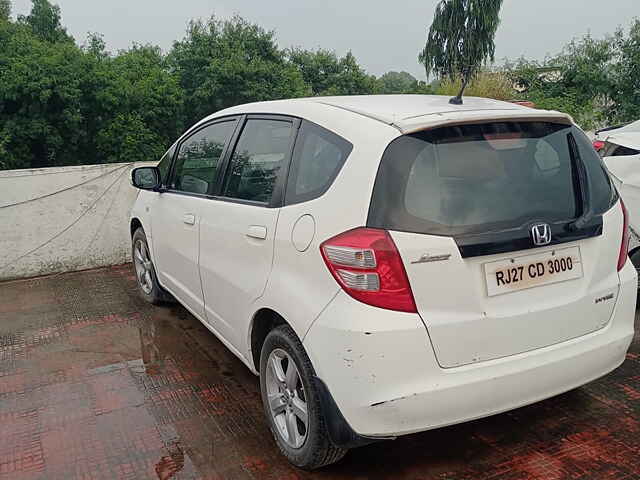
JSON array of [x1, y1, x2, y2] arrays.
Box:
[[392, 204, 621, 367], [368, 120, 622, 367]]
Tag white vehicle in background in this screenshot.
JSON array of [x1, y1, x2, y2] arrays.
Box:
[[593, 120, 640, 157], [129, 95, 636, 469], [596, 120, 640, 281]]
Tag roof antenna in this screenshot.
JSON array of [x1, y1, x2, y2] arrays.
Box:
[[449, 76, 469, 105]]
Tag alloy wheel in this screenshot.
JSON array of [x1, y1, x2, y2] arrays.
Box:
[[133, 240, 154, 295], [265, 348, 309, 449]]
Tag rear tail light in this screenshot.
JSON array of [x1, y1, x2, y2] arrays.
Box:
[[618, 199, 630, 272], [593, 140, 605, 152], [320, 228, 417, 313]]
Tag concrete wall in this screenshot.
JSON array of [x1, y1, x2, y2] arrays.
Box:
[[0, 163, 148, 281]]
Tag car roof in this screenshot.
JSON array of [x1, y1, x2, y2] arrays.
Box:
[[206, 95, 574, 136], [303, 94, 529, 122]]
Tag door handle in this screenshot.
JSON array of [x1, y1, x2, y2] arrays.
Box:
[[246, 225, 267, 240], [183, 213, 196, 225]]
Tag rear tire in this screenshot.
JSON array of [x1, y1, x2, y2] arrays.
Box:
[[132, 228, 173, 305], [259, 324, 347, 470]]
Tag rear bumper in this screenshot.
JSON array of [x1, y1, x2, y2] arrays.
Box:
[[303, 261, 636, 438]]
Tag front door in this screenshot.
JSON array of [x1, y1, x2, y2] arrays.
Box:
[[152, 118, 238, 319]]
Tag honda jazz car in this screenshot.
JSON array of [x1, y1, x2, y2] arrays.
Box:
[[129, 95, 636, 469]]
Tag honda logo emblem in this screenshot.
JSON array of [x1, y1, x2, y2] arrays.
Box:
[[531, 223, 552, 246]]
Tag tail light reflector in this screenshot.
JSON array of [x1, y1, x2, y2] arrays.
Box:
[[593, 140, 605, 152], [320, 228, 417, 313], [618, 199, 630, 272]]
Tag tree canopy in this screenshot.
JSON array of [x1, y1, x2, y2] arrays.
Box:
[[288, 48, 376, 96], [0, 0, 435, 170], [419, 0, 503, 103], [506, 19, 640, 129], [0, 0, 10, 22], [0, 3, 344, 169], [169, 16, 310, 126], [1, 0, 639, 169]]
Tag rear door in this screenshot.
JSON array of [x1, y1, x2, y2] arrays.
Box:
[[199, 115, 299, 349], [368, 121, 622, 368]]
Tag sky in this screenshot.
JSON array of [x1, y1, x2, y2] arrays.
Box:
[[10, 0, 640, 80]]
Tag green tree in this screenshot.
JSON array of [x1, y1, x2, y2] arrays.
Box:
[[612, 20, 640, 122], [18, 0, 72, 43], [169, 16, 309, 125], [377, 71, 418, 94], [96, 113, 165, 164], [437, 71, 514, 100], [0, 19, 87, 169], [503, 23, 638, 130], [0, 0, 10, 22], [95, 44, 184, 163], [288, 48, 376, 96], [0, 11, 182, 169], [419, 0, 504, 104], [83, 32, 108, 58]]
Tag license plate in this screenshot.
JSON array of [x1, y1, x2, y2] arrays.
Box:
[[484, 246, 583, 297]]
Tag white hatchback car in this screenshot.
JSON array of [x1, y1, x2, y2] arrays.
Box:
[[597, 122, 640, 290], [130, 95, 636, 469]]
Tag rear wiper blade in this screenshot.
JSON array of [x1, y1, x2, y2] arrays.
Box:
[[567, 132, 592, 231]]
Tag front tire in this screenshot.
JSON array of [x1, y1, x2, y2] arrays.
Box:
[[132, 228, 173, 304], [259, 324, 347, 470]]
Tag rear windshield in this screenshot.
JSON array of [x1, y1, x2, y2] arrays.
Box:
[[368, 122, 616, 236]]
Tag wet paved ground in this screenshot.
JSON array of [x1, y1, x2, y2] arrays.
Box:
[[1, 264, 639, 480]]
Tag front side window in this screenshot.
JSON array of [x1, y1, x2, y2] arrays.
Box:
[[285, 120, 353, 205], [156, 144, 175, 186], [222, 119, 294, 203], [170, 121, 236, 195], [368, 122, 616, 236]]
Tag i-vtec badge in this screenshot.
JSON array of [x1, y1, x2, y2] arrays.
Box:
[[531, 223, 552, 246], [595, 293, 615, 304], [411, 253, 452, 264]]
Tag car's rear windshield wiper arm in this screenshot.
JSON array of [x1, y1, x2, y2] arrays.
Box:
[[567, 132, 592, 231]]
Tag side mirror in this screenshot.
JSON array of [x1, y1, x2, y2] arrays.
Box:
[[131, 166, 161, 190]]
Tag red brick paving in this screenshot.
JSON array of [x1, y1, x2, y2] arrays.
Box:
[[0, 264, 638, 479]]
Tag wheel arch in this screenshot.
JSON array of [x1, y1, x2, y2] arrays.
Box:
[[251, 308, 378, 450], [130, 217, 143, 237], [249, 308, 289, 372], [130, 217, 158, 268]]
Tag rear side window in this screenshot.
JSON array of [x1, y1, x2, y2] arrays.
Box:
[[285, 120, 353, 205], [223, 119, 295, 203], [368, 122, 616, 236], [171, 121, 236, 194], [573, 129, 618, 215]]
